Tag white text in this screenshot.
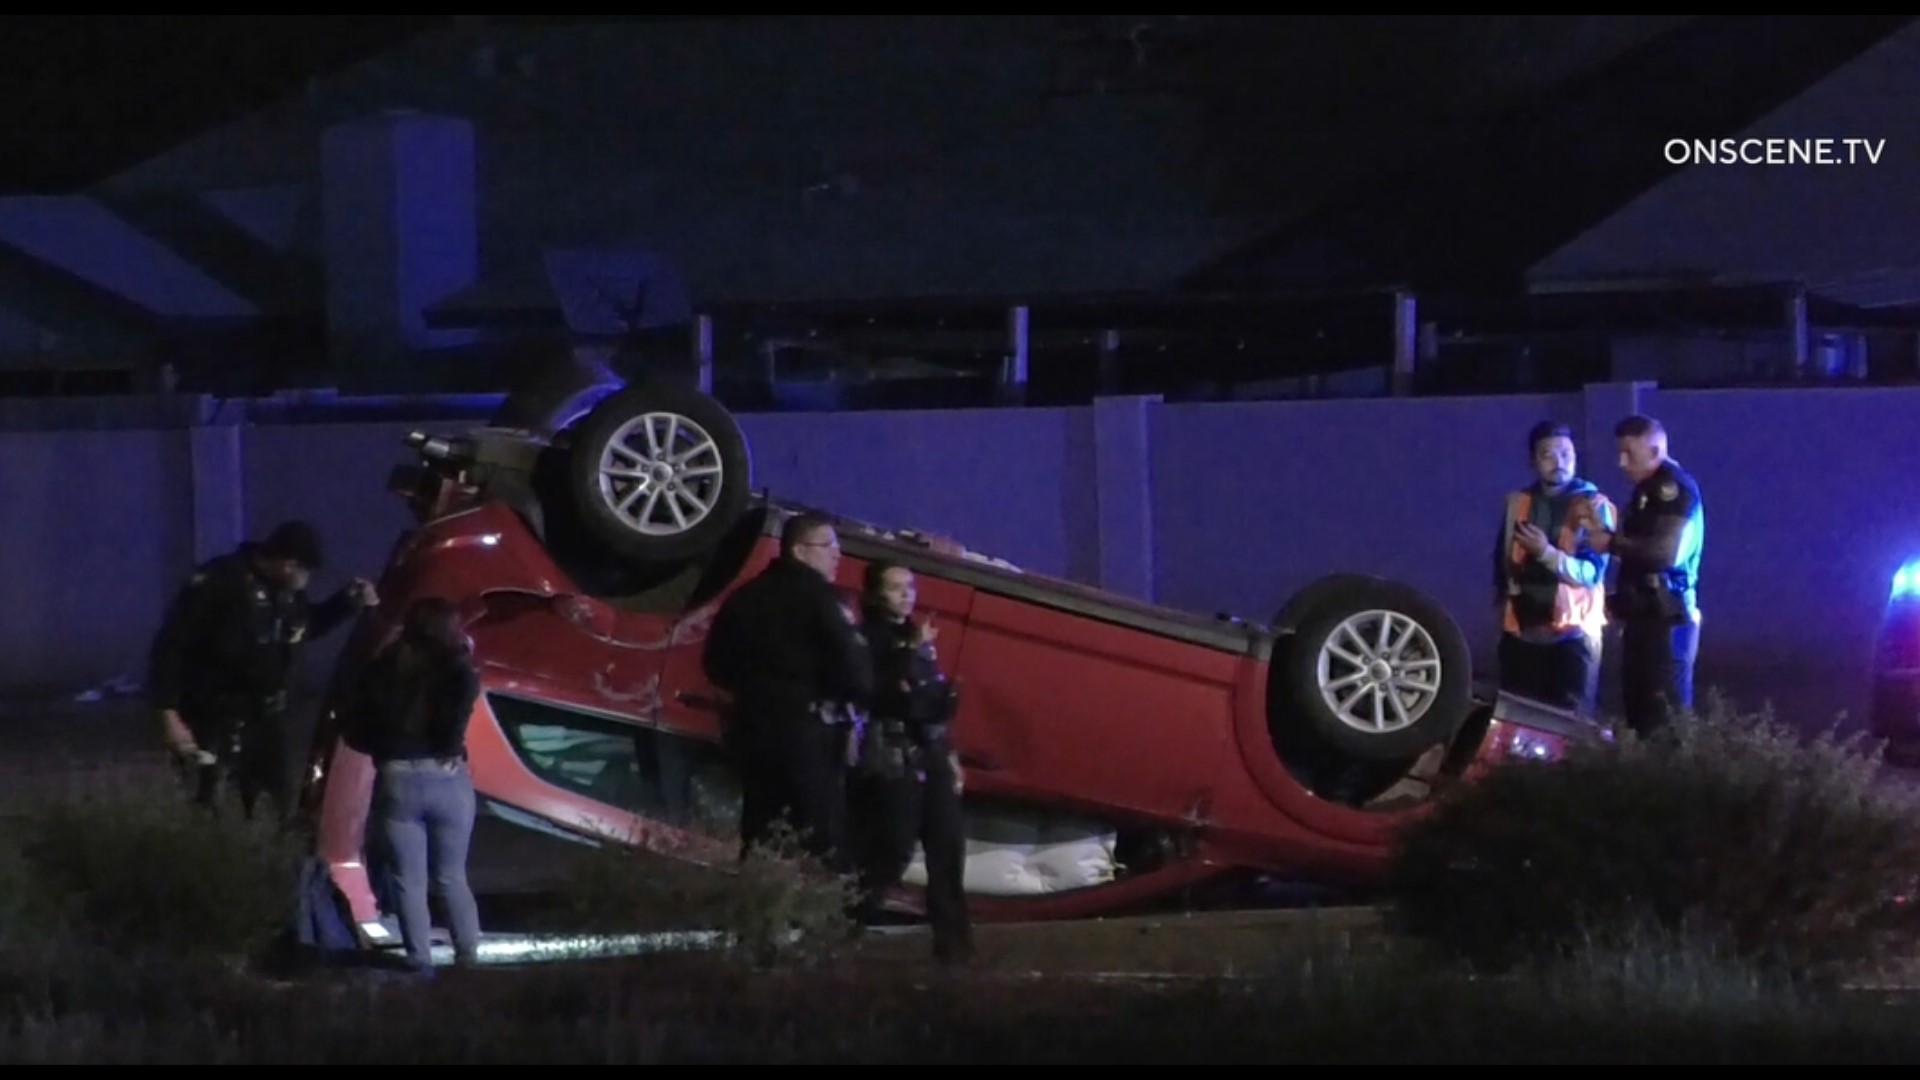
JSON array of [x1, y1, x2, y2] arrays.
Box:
[[1664, 137, 1885, 166]]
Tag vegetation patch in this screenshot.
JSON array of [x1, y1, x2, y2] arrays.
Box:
[[1388, 693, 1920, 985]]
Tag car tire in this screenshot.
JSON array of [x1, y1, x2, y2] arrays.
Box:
[[564, 378, 753, 564], [491, 353, 625, 437], [1271, 575, 1473, 763]]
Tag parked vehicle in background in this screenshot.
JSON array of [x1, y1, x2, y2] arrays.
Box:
[[1872, 557, 1920, 764]]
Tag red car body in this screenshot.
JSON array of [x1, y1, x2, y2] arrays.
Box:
[[303, 437, 1593, 944]]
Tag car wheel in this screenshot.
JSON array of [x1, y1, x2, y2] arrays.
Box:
[[491, 353, 625, 437], [1272, 576, 1473, 763], [564, 378, 753, 564]]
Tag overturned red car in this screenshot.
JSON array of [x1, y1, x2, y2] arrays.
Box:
[[302, 373, 1594, 945]]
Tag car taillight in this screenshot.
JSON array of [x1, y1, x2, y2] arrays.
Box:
[[1506, 728, 1563, 761]]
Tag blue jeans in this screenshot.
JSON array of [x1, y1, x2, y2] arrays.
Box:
[[373, 758, 482, 970]]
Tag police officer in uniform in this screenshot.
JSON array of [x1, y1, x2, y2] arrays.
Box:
[[1583, 415, 1706, 738], [147, 520, 378, 821], [701, 512, 874, 871], [848, 560, 973, 964]]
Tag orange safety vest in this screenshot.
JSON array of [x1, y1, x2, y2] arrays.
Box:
[[1500, 486, 1616, 642]]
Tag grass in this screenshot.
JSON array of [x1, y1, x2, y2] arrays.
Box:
[[9, 698, 1920, 1061], [9, 923, 1920, 1063]]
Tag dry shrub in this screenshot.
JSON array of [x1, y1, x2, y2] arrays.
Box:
[[0, 769, 306, 962], [712, 819, 860, 968], [1387, 692, 1920, 984], [556, 817, 858, 968]]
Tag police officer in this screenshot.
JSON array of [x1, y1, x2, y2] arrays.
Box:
[[147, 520, 379, 821], [1493, 421, 1617, 717], [1583, 415, 1706, 738], [701, 512, 874, 871], [848, 560, 973, 964]]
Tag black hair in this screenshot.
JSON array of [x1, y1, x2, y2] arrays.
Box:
[[1614, 414, 1665, 440], [1528, 421, 1575, 455], [259, 520, 324, 569], [863, 559, 905, 596], [779, 512, 834, 557], [400, 596, 466, 655]]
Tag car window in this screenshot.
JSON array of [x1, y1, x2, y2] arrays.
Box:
[[489, 693, 742, 839]]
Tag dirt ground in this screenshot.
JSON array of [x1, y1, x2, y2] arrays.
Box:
[[848, 904, 1384, 975]]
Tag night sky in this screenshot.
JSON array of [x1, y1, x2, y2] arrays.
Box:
[[0, 16, 769, 195], [3, 15, 1910, 301], [0, 16, 1675, 198]]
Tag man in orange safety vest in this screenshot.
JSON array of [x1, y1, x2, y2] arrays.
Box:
[[1493, 421, 1617, 718]]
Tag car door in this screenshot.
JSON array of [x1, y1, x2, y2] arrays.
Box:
[[467, 588, 671, 726]]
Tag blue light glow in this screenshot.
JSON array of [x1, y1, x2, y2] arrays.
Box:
[[1894, 559, 1920, 601]]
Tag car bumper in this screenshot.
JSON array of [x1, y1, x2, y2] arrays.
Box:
[[1467, 690, 1610, 775]]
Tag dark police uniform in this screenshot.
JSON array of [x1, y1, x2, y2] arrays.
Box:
[[849, 613, 973, 962], [701, 555, 874, 870], [147, 543, 360, 819], [1607, 459, 1706, 738]]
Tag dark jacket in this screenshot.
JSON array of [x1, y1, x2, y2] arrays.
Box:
[[701, 557, 874, 723], [864, 613, 956, 737], [1611, 459, 1707, 621], [147, 544, 358, 717], [343, 641, 481, 764]]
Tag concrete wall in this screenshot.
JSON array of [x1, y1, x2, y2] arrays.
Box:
[[6, 384, 1917, 736], [0, 427, 197, 696]]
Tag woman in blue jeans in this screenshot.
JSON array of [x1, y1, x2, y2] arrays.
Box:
[[345, 597, 484, 972]]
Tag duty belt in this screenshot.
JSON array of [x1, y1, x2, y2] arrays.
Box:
[[1630, 568, 1692, 590]]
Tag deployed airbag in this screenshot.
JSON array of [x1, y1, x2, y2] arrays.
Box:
[[901, 809, 1118, 896]]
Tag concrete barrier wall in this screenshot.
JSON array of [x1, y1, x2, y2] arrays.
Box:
[[6, 383, 1916, 732]]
